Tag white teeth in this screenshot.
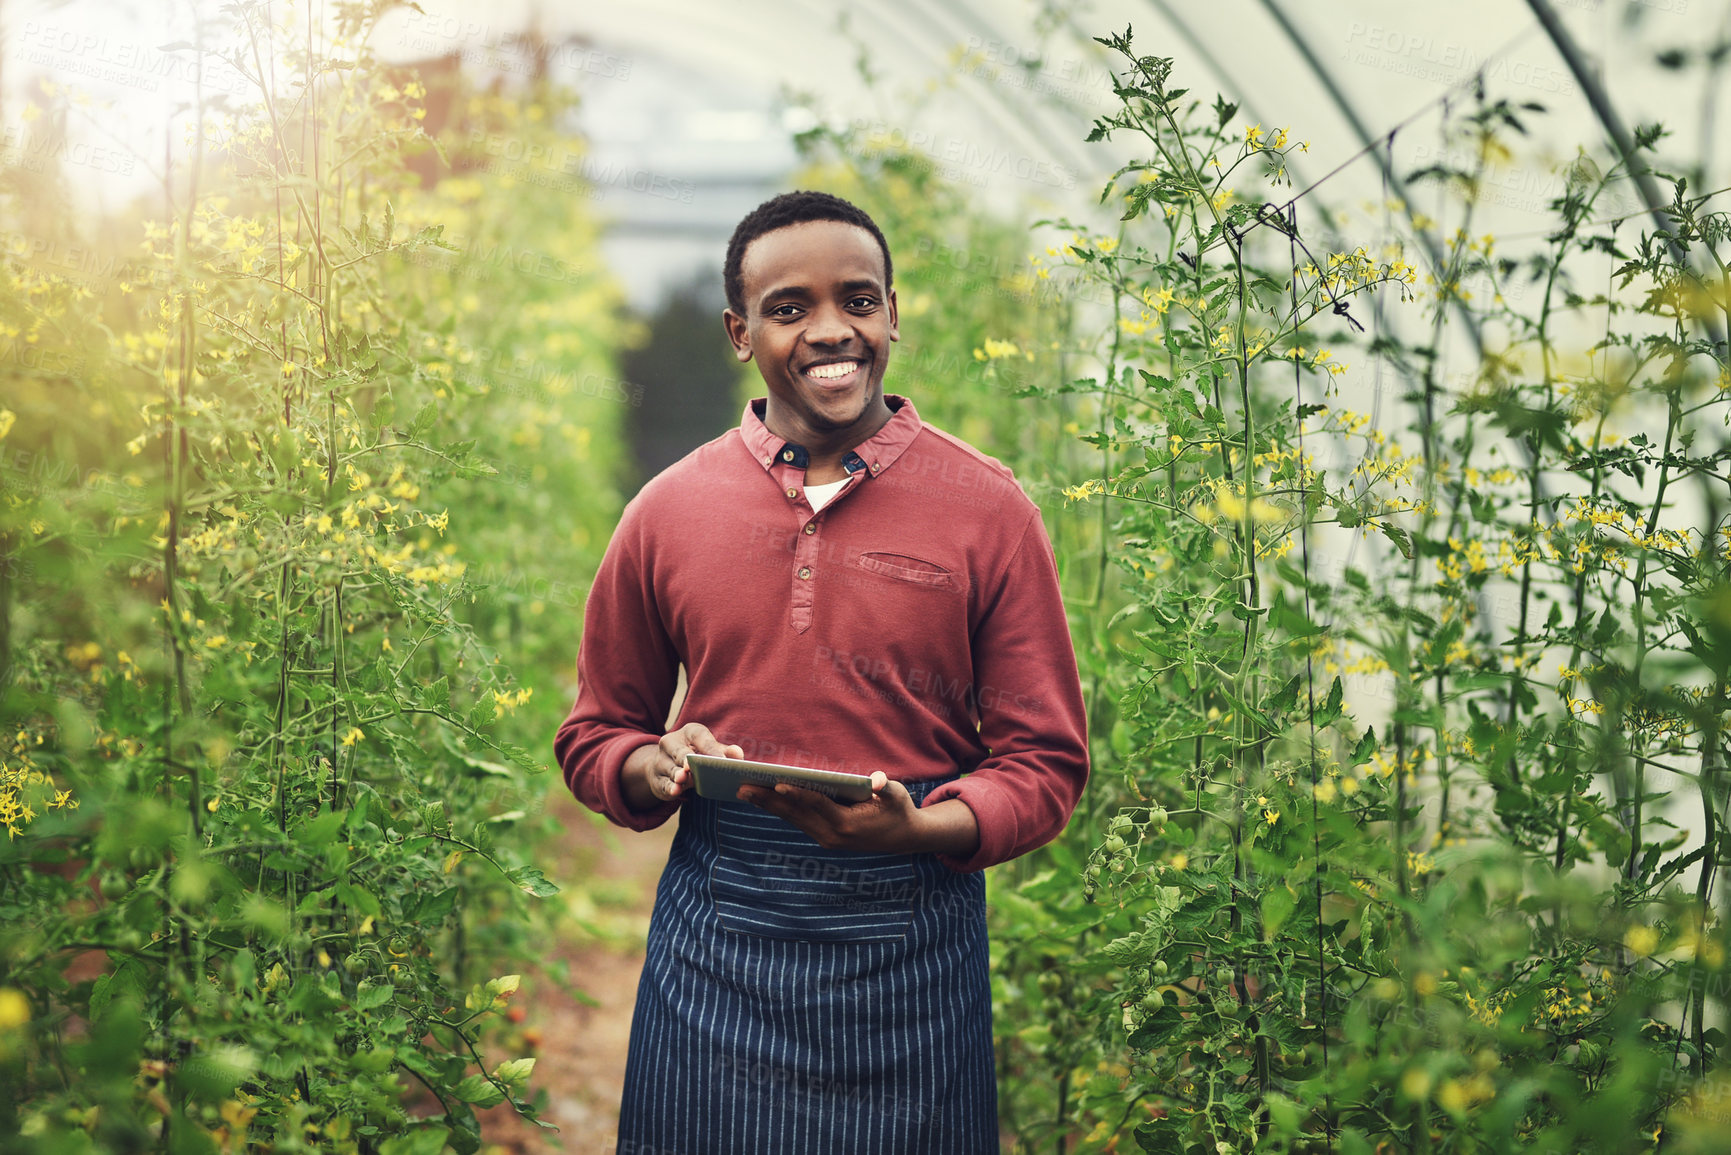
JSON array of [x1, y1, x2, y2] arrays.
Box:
[[806, 361, 859, 379]]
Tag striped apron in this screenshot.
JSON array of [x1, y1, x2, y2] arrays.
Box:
[[615, 777, 997, 1154]]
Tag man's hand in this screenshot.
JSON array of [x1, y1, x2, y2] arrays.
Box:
[[621, 723, 743, 813], [739, 772, 981, 858]]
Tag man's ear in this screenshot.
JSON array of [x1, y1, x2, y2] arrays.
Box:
[[886, 287, 899, 342], [722, 308, 753, 362]]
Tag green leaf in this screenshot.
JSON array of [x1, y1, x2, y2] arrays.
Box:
[[379, 1126, 451, 1155], [507, 867, 560, 898], [1102, 932, 1146, 964], [1380, 521, 1414, 560], [1134, 1121, 1186, 1154], [293, 805, 346, 847], [1261, 885, 1298, 937], [408, 402, 439, 438], [1315, 676, 1345, 728], [1350, 727, 1379, 766], [451, 1073, 506, 1109], [355, 980, 394, 1010], [494, 1057, 536, 1086]]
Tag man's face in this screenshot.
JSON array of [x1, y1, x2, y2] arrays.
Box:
[[723, 219, 898, 440]]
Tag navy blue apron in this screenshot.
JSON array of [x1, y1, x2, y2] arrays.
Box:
[[615, 777, 997, 1154]]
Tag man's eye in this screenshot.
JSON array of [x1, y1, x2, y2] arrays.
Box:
[[770, 304, 801, 318], [849, 297, 877, 310]]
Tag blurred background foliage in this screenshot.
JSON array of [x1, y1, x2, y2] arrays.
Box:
[[4, 1, 1731, 1153]]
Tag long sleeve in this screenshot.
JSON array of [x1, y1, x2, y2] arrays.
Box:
[[922, 506, 1090, 872], [553, 496, 683, 830]]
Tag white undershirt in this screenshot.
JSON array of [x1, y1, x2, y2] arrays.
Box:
[[804, 477, 850, 512]]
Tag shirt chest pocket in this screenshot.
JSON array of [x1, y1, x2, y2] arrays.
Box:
[[852, 551, 960, 592], [708, 804, 919, 942]]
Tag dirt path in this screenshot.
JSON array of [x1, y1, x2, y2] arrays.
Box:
[[476, 787, 676, 1155]]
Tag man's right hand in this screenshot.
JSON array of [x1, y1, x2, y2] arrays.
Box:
[[620, 722, 743, 813]]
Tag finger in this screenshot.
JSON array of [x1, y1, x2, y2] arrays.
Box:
[[875, 779, 915, 813], [775, 783, 846, 822], [658, 732, 691, 768], [739, 783, 794, 820], [682, 722, 731, 757], [870, 770, 888, 793]]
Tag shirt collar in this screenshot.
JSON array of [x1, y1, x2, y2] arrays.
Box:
[[739, 394, 922, 479]]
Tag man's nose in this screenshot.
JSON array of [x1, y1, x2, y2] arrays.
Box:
[[805, 302, 855, 344]]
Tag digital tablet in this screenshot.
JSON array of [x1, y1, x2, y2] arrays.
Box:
[[685, 753, 876, 804]]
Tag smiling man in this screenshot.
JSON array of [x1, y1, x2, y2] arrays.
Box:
[[555, 190, 1089, 1153]]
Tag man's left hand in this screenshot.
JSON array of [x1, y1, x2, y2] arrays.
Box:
[[737, 772, 979, 858]]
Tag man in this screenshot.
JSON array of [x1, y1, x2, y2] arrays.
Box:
[[554, 190, 1088, 1154]]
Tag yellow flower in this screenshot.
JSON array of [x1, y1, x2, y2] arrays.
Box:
[[1624, 924, 1659, 957], [1061, 478, 1107, 504], [340, 727, 364, 747], [0, 988, 28, 1030]]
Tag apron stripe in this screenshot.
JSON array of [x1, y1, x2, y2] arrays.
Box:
[[617, 777, 997, 1153]]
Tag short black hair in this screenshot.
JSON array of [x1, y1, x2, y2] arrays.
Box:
[[723, 190, 893, 317]]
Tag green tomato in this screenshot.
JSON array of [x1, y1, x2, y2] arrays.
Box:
[[99, 872, 129, 902], [1104, 834, 1126, 854], [1140, 988, 1165, 1011], [1149, 806, 1169, 828], [1151, 959, 1169, 978]]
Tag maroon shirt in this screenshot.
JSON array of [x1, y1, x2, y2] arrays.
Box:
[[553, 394, 1089, 872]]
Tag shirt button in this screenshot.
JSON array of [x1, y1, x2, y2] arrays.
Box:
[[798, 566, 812, 579], [871, 462, 882, 473], [785, 487, 798, 499], [803, 523, 816, 534], [763, 456, 772, 466], [780, 448, 795, 462]]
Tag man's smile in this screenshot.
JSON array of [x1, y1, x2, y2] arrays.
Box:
[[803, 358, 865, 386]]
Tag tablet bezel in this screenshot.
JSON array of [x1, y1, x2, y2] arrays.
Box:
[[684, 753, 876, 804]]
